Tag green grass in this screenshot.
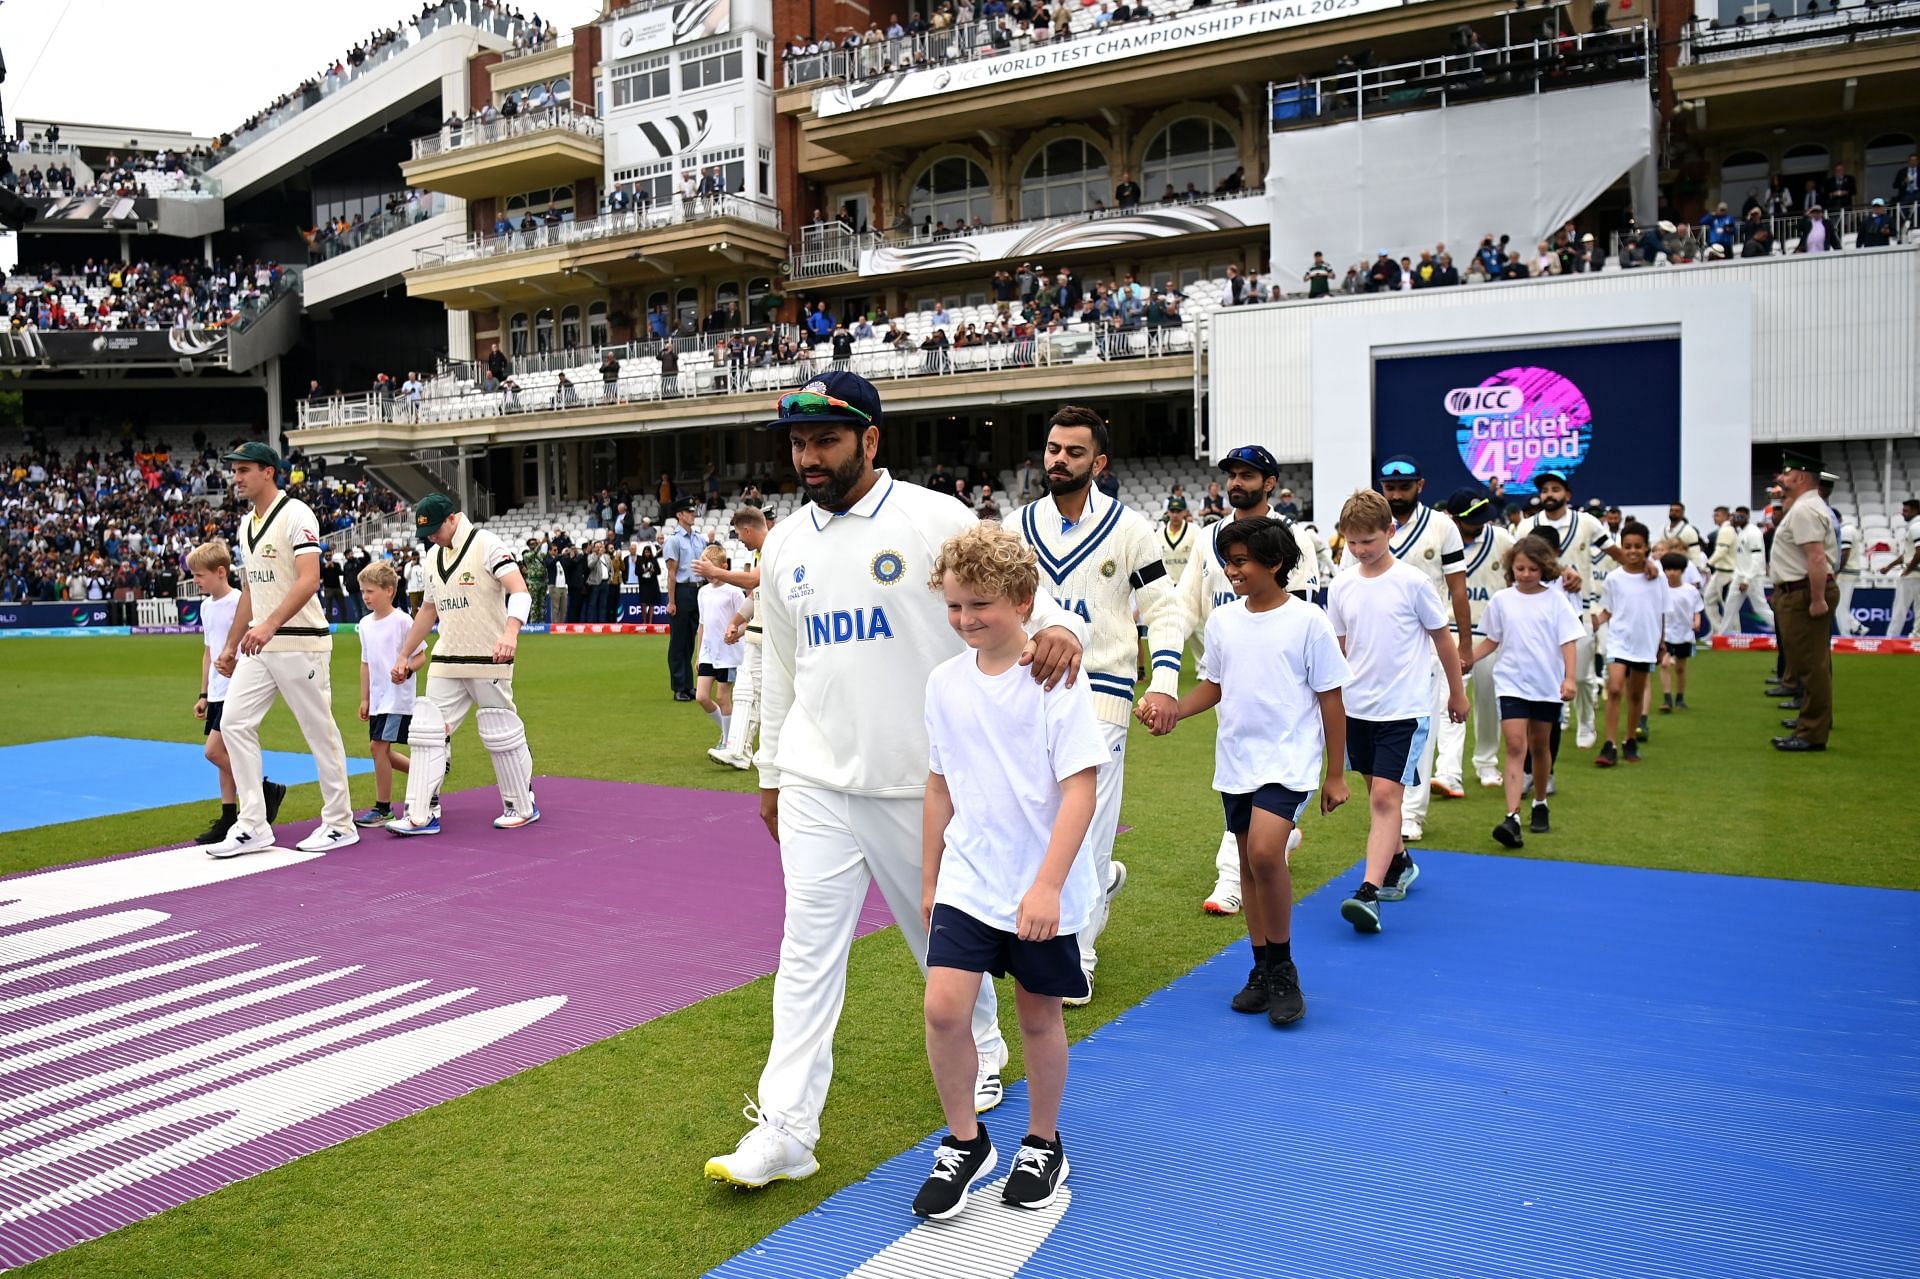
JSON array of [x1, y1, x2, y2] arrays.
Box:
[[4, 637, 1915, 1277]]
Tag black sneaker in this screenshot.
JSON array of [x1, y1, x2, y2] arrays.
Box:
[[194, 811, 235, 845], [1340, 882, 1382, 933], [1622, 738, 1641, 763], [1659, 694, 1673, 714], [1595, 741, 1618, 768], [911, 1131, 997, 1220], [1264, 958, 1305, 1026], [1377, 851, 1419, 901], [263, 780, 287, 824], [1002, 1134, 1068, 1210], [1230, 965, 1268, 1014], [1492, 813, 1524, 849], [1530, 802, 1551, 834]]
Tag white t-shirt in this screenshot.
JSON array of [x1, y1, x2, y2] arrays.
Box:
[[924, 650, 1110, 936], [201, 590, 239, 701], [1664, 581, 1703, 644], [1601, 568, 1666, 663], [1326, 560, 1449, 721], [357, 608, 421, 717], [698, 581, 746, 668], [1481, 586, 1585, 703], [1198, 597, 1351, 795]]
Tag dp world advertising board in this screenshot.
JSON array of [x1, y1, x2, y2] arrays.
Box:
[[1371, 338, 1682, 504]]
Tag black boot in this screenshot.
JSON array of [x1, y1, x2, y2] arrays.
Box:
[[196, 804, 238, 845]]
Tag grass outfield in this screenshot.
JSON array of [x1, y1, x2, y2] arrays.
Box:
[[3, 635, 1915, 1277]]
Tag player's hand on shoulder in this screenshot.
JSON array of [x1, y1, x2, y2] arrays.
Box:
[[1020, 626, 1082, 689]]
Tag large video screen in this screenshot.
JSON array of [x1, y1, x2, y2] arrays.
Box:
[[1371, 337, 1682, 504]]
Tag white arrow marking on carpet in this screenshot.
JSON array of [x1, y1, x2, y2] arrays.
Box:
[[0, 845, 320, 929], [0, 955, 320, 1048], [0, 909, 176, 968], [844, 1179, 1070, 1279], [0, 942, 258, 1013]]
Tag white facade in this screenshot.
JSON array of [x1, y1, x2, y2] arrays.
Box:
[[600, 0, 777, 203]]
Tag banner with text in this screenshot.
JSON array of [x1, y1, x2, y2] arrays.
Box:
[[0, 328, 230, 367], [0, 603, 114, 630], [860, 195, 1265, 275], [814, 0, 1403, 118], [609, 0, 730, 59]]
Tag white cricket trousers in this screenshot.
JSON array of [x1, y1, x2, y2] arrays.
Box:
[[1891, 573, 1920, 638], [1434, 653, 1500, 787], [758, 785, 1008, 1152], [404, 676, 532, 823], [221, 649, 352, 835], [1721, 578, 1776, 633], [1703, 570, 1737, 634], [1400, 654, 1447, 829], [722, 641, 761, 759], [1836, 574, 1861, 636], [1075, 720, 1128, 979]]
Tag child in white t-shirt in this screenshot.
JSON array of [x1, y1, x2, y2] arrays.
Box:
[[1146, 516, 1349, 1026], [1325, 490, 1468, 934], [354, 560, 426, 827], [1658, 551, 1703, 714], [694, 544, 746, 749], [915, 523, 1106, 1221], [1595, 522, 1664, 766], [1470, 534, 1585, 849], [187, 540, 285, 845]]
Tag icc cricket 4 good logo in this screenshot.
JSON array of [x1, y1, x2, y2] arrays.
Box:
[[1449, 366, 1592, 498]]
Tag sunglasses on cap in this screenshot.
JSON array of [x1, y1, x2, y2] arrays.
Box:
[[775, 391, 872, 423], [1452, 497, 1491, 521], [1379, 460, 1419, 478]]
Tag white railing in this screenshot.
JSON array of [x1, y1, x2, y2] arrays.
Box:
[[411, 105, 602, 160], [413, 195, 784, 268], [1606, 205, 1920, 264], [313, 193, 450, 261], [298, 326, 1196, 430], [1682, 0, 1920, 63]]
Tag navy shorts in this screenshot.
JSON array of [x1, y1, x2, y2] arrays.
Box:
[[1610, 658, 1652, 674], [697, 662, 735, 682], [1345, 716, 1428, 786], [1666, 641, 1694, 661], [203, 699, 224, 736], [927, 903, 1089, 1000], [368, 712, 412, 744], [1221, 782, 1311, 835], [1498, 697, 1562, 724]]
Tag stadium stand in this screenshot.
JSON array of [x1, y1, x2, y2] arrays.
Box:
[[5, 260, 293, 332]]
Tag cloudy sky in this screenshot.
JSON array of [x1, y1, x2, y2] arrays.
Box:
[[1, 0, 602, 138]]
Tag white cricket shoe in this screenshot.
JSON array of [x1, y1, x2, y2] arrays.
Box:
[[1063, 972, 1093, 1008], [1203, 880, 1242, 916], [206, 825, 274, 859], [494, 801, 541, 830], [703, 1101, 818, 1188], [975, 1055, 1005, 1114], [706, 746, 753, 771], [1575, 733, 1597, 750], [296, 826, 359, 853], [1287, 828, 1302, 861], [1477, 773, 1502, 788], [1401, 822, 1424, 843], [1105, 860, 1128, 901]]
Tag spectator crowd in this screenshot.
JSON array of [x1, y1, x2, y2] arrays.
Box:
[[4, 258, 289, 333]]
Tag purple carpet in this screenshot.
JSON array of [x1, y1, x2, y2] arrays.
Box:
[[0, 779, 892, 1270]]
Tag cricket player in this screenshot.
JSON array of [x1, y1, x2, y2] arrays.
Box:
[[704, 506, 770, 770], [385, 493, 539, 835], [206, 443, 356, 857], [1721, 506, 1776, 635], [1433, 487, 1512, 794], [704, 371, 1086, 1189], [1007, 405, 1185, 1002], [1173, 445, 1321, 914], [1523, 471, 1637, 749]]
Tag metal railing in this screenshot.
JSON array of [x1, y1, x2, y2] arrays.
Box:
[[298, 326, 1196, 430], [413, 194, 784, 268], [438, 328, 796, 386], [1681, 0, 1920, 63], [411, 105, 601, 160], [312, 193, 450, 262], [214, 1, 530, 160], [1604, 204, 1920, 264], [1269, 24, 1653, 129], [228, 268, 304, 334], [500, 23, 572, 60]]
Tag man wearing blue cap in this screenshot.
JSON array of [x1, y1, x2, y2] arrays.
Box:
[[1359, 454, 1471, 845], [705, 371, 1087, 1189]]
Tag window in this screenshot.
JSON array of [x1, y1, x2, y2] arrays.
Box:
[[560, 304, 582, 351], [550, 77, 571, 105], [612, 160, 676, 204], [681, 38, 744, 91], [1142, 117, 1239, 200], [911, 156, 993, 229], [1021, 138, 1108, 220], [747, 277, 771, 326], [1718, 150, 1769, 207], [1866, 134, 1916, 211], [587, 300, 609, 347], [508, 311, 529, 356], [646, 290, 669, 332], [674, 286, 699, 331], [610, 55, 669, 108], [716, 280, 741, 308], [756, 39, 770, 83], [504, 186, 575, 220], [534, 307, 555, 353], [700, 145, 746, 197], [757, 146, 771, 198]]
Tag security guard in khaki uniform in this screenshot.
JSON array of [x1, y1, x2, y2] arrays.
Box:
[[1770, 451, 1838, 753]]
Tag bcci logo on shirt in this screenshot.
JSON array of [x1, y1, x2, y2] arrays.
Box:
[[1100, 559, 1117, 579], [870, 550, 905, 586]]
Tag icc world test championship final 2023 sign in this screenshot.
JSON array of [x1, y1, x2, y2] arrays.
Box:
[[1371, 338, 1683, 503]]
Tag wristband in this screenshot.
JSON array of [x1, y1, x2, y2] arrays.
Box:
[[506, 591, 531, 623]]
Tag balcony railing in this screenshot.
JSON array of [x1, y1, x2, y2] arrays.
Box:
[[1269, 24, 1653, 129], [298, 326, 1196, 431], [215, 1, 531, 160], [412, 195, 784, 269], [1604, 204, 1920, 264], [411, 105, 602, 161], [312, 193, 451, 262], [1681, 0, 1920, 63]]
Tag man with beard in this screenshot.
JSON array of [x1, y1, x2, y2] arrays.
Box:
[[1523, 473, 1646, 754], [704, 371, 1086, 1189], [1703, 507, 1737, 635], [1171, 445, 1324, 915], [1005, 405, 1186, 1003], [1665, 501, 1707, 573], [1347, 456, 1471, 846], [1719, 505, 1775, 637]]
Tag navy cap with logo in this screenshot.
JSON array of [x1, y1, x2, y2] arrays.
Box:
[[1166, 496, 1188, 512], [415, 492, 457, 541], [1444, 486, 1494, 523], [1377, 454, 1422, 480], [222, 441, 282, 468], [766, 369, 883, 431], [1218, 445, 1279, 478], [1534, 467, 1572, 489]]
